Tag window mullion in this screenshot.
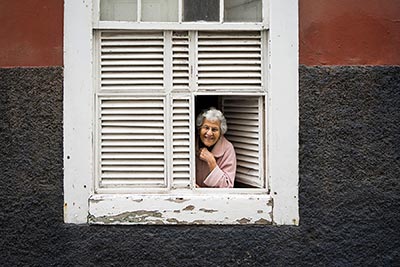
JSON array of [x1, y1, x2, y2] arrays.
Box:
[[188, 30, 198, 93], [164, 31, 173, 94], [93, 0, 100, 24], [164, 30, 174, 190], [165, 94, 173, 190], [220, 0, 224, 23], [261, 30, 268, 93], [137, 0, 142, 22], [178, 0, 183, 22]]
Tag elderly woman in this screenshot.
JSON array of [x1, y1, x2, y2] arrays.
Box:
[[196, 107, 236, 188]]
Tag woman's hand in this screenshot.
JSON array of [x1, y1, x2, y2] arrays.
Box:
[[199, 148, 217, 172]]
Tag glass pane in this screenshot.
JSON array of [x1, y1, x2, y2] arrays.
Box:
[[100, 0, 137, 21], [142, 0, 179, 22], [224, 0, 262, 22], [183, 0, 219, 22]]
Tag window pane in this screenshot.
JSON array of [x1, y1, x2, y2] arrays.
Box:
[[142, 0, 179, 22], [183, 0, 219, 22], [100, 0, 137, 21], [224, 0, 262, 22]]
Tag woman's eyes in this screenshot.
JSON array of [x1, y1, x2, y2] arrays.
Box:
[[202, 126, 219, 133]]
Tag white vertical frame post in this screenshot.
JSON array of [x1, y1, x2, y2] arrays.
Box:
[[178, 0, 183, 22], [137, 0, 142, 22], [64, 0, 94, 223], [268, 0, 299, 225], [262, 0, 270, 27], [219, 0, 224, 22]]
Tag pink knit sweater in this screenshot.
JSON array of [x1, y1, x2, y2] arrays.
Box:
[[196, 136, 237, 188]]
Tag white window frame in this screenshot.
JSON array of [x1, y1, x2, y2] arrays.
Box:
[[64, 0, 298, 225]]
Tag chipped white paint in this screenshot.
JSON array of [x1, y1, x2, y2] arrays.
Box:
[[89, 194, 273, 225], [268, 0, 299, 225], [64, 0, 94, 224]]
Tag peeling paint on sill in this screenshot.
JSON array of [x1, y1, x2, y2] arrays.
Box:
[[255, 218, 272, 225], [199, 208, 218, 213], [88, 194, 273, 225], [183, 205, 195, 211], [89, 210, 163, 224], [166, 197, 189, 203], [237, 218, 251, 224]]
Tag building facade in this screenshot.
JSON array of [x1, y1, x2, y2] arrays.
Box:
[[1, 0, 399, 265]]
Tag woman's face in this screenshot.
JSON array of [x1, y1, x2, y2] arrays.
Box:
[[199, 119, 221, 147]]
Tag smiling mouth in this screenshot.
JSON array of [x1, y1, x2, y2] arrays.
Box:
[[203, 137, 216, 145]]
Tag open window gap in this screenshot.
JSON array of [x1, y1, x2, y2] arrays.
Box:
[[194, 95, 264, 189]]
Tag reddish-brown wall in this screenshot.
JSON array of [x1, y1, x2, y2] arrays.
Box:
[[0, 0, 63, 67], [300, 0, 400, 65], [0, 0, 399, 67]]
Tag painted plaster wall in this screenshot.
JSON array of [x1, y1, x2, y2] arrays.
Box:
[[299, 0, 400, 65], [0, 0, 63, 67], [1, 0, 399, 265], [1, 0, 400, 67], [1, 66, 399, 265]]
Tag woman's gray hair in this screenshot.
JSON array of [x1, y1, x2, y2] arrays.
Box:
[[196, 107, 228, 135]]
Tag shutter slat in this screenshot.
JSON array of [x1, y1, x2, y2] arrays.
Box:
[[198, 59, 261, 65], [101, 79, 164, 85], [101, 179, 165, 186], [101, 121, 164, 127], [101, 40, 163, 46], [198, 52, 261, 58], [101, 53, 163, 59], [101, 152, 165, 159], [198, 66, 261, 71], [198, 47, 261, 52], [102, 147, 164, 153], [102, 134, 164, 140], [102, 166, 165, 171], [102, 172, 165, 179], [102, 140, 165, 146], [101, 73, 164, 78], [102, 47, 164, 53], [101, 60, 163, 66], [102, 159, 164, 165], [197, 72, 261, 78], [102, 115, 164, 121], [102, 66, 164, 71]]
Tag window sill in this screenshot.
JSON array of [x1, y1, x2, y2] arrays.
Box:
[[88, 193, 273, 225]]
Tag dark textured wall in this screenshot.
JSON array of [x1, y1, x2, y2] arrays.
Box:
[[1, 66, 399, 266]]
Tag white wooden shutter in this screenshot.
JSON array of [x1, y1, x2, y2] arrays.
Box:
[[100, 31, 164, 91], [99, 97, 166, 188], [222, 96, 264, 188], [171, 96, 192, 188], [172, 31, 190, 92], [197, 31, 262, 92]]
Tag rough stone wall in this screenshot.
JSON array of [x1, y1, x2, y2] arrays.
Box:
[[0, 66, 399, 266]]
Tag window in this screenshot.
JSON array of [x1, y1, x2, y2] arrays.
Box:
[[64, 0, 299, 225], [95, 29, 267, 192]]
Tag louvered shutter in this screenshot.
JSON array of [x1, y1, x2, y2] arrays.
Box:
[[171, 31, 192, 188], [99, 97, 166, 188], [100, 31, 164, 91], [96, 30, 266, 190], [197, 31, 262, 92], [222, 96, 264, 188]]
